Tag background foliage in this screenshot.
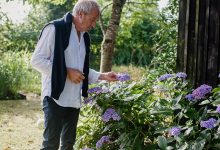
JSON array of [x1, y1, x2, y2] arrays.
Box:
[[0, 0, 173, 98]]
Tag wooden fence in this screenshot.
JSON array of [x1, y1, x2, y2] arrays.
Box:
[[177, 0, 220, 88]]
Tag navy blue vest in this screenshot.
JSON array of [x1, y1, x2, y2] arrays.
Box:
[[39, 12, 90, 100]]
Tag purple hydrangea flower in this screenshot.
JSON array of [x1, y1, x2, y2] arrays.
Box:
[[96, 136, 110, 149], [192, 84, 212, 99], [200, 118, 217, 129], [116, 73, 131, 82], [185, 94, 195, 101], [158, 74, 174, 81], [84, 97, 93, 104], [82, 148, 94, 150], [169, 127, 181, 136], [216, 105, 220, 113], [101, 111, 112, 122], [111, 112, 121, 121], [88, 87, 102, 94], [176, 72, 187, 79], [218, 73, 220, 78], [101, 108, 121, 122]]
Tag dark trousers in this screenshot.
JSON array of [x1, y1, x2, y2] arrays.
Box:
[[41, 96, 80, 150]]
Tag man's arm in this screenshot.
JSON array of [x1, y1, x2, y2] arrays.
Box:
[[30, 24, 55, 75], [98, 72, 117, 82], [88, 69, 117, 84]]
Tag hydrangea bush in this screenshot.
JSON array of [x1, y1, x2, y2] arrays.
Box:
[[75, 72, 220, 150]]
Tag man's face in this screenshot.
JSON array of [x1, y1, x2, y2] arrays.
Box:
[[78, 9, 99, 32]]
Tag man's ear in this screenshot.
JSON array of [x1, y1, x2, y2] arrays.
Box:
[[78, 11, 84, 18]]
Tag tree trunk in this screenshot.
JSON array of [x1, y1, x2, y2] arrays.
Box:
[[100, 0, 126, 72]]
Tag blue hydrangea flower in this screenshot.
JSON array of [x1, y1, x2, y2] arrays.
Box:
[[82, 148, 94, 150], [176, 72, 187, 79], [192, 84, 212, 99], [185, 94, 195, 101], [216, 106, 220, 113], [116, 73, 131, 82], [111, 111, 121, 121], [101, 108, 121, 122], [88, 87, 102, 94], [169, 127, 181, 136], [158, 74, 174, 81], [84, 97, 93, 104], [200, 118, 217, 129], [101, 111, 111, 122], [96, 135, 110, 149]]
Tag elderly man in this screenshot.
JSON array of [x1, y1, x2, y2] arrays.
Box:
[[31, 0, 117, 149]]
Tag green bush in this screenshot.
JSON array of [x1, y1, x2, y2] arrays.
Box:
[[0, 51, 40, 99], [76, 71, 220, 150]]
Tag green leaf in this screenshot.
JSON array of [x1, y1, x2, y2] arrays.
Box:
[[218, 126, 220, 134], [199, 100, 211, 105], [213, 144, 220, 149], [166, 146, 174, 150], [185, 108, 199, 119], [155, 127, 168, 134], [123, 94, 142, 101], [212, 87, 220, 94], [192, 139, 206, 150], [158, 136, 167, 150], [184, 127, 193, 136], [159, 99, 170, 106], [179, 142, 188, 150], [150, 110, 173, 116], [127, 81, 137, 89], [212, 98, 220, 105], [173, 94, 183, 105]]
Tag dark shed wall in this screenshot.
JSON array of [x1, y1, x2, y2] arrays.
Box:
[[177, 0, 220, 87]]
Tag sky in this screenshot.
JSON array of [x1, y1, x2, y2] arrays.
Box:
[[0, 0, 31, 24], [0, 0, 169, 24], [158, 0, 169, 10]]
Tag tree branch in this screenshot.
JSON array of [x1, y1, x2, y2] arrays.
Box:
[[99, 2, 113, 36], [126, 0, 157, 5], [99, 0, 156, 36]]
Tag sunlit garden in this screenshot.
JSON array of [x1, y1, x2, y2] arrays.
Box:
[[0, 0, 220, 150]]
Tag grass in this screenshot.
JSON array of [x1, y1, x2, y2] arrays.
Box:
[[112, 65, 146, 81], [0, 96, 43, 150]]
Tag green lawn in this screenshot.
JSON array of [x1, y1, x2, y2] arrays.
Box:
[[0, 96, 43, 150]]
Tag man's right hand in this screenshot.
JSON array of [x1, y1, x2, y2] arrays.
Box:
[[67, 68, 85, 84]]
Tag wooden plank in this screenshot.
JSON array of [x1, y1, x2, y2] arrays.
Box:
[[186, 0, 197, 86], [193, 0, 200, 87], [218, 0, 220, 85], [184, 0, 190, 73], [196, 0, 208, 86], [177, 0, 187, 72], [206, 0, 219, 87]]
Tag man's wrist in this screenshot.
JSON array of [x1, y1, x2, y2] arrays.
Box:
[[98, 73, 107, 80]]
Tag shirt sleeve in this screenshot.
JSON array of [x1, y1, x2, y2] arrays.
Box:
[[88, 68, 101, 84], [30, 24, 55, 76]]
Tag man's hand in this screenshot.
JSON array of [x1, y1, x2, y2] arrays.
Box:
[[67, 68, 85, 84], [98, 72, 118, 82]]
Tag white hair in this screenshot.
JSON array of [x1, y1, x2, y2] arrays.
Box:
[[72, 0, 100, 16]]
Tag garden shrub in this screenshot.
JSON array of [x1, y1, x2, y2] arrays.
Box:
[[0, 51, 40, 99], [76, 72, 220, 150]]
